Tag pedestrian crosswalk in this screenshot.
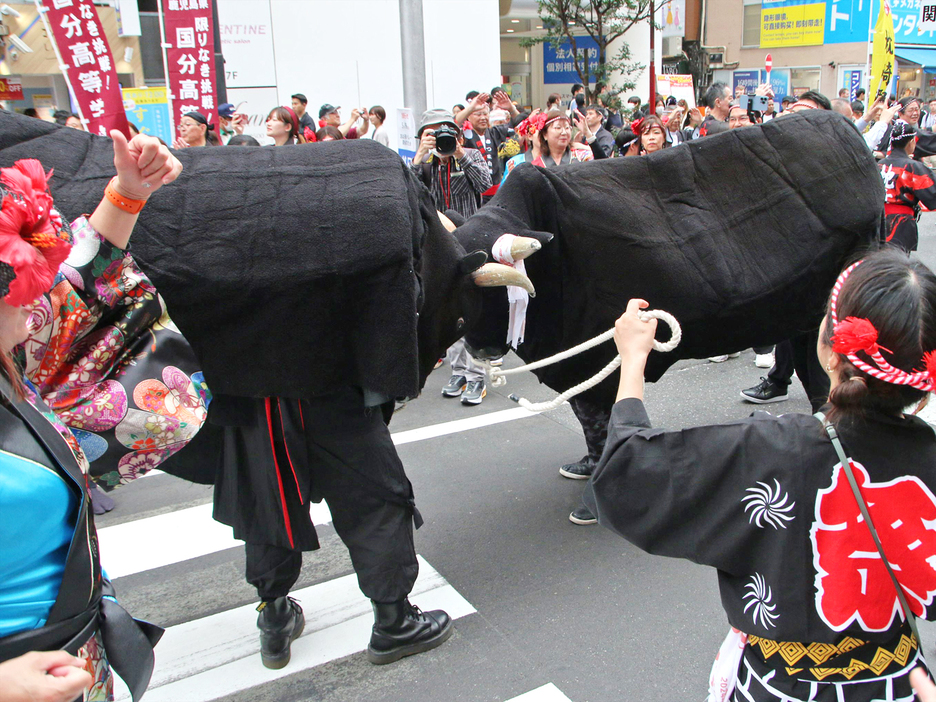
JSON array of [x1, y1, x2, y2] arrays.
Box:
[[103, 404, 573, 701]]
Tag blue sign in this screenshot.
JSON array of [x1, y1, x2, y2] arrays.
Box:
[[760, 68, 791, 103], [543, 36, 601, 84], [733, 70, 760, 94], [820, 0, 936, 45]]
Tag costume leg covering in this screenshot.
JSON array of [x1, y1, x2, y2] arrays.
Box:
[[302, 388, 420, 604], [569, 396, 611, 466]]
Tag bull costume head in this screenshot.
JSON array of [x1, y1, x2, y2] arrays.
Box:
[[452, 110, 886, 406]]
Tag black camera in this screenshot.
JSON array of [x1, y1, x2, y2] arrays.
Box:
[[433, 124, 459, 155]]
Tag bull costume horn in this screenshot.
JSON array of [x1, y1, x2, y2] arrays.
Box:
[[471, 262, 536, 296], [507, 236, 541, 262], [437, 212, 457, 233]]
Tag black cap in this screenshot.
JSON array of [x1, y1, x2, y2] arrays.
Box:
[[291, 93, 308, 104], [319, 103, 340, 119]]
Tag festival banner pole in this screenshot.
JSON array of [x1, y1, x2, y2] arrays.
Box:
[[35, 0, 130, 137], [869, 0, 896, 103], [156, 0, 174, 137]]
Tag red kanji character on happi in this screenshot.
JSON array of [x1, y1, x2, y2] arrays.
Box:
[[811, 461, 936, 632]]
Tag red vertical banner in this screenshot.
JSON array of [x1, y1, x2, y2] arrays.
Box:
[[38, 0, 130, 137], [160, 0, 218, 136]]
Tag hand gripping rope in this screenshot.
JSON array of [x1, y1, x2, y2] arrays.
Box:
[[484, 309, 682, 413]]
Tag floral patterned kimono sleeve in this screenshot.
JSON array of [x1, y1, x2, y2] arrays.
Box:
[[19, 216, 210, 489]]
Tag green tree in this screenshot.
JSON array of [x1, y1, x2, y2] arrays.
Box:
[[521, 0, 652, 104]]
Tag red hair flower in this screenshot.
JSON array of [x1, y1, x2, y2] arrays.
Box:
[[0, 159, 72, 306], [304, 126, 317, 143], [923, 350, 936, 388], [832, 317, 889, 356], [631, 118, 645, 136]]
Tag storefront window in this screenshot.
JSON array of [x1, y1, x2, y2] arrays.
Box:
[[790, 67, 820, 96]]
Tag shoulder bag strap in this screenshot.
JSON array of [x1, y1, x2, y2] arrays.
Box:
[[815, 412, 924, 652]]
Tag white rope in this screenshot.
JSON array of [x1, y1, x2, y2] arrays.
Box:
[[484, 309, 682, 413]]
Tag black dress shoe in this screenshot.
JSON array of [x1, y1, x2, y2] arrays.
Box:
[[367, 599, 453, 665], [257, 596, 305, 669]]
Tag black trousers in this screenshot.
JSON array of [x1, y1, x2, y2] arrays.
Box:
[[216, 389, 419, 604], [766, 331, 830, 412], [569, 395, 612, 466], [885, 213, 918, 252]]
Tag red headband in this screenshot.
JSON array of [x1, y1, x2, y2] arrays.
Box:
[[281, 106, 300, 137], [829, 260, 936, 392]]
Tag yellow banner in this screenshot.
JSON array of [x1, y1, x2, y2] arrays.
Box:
[[869, 0, 896, 102], [760, 3, 825, 48]]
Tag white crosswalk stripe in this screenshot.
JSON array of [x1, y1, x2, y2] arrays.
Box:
[[504, 684, 575, 702], [113, 555, 474, 701], [103, 407, 538, 700]]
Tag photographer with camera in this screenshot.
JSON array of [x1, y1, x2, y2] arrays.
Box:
[[411, 109, 491, 219]]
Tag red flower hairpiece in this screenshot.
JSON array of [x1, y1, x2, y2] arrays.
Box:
[[832, 317, 890, 356], [304, 126, 317, 143], [924, 351, 936, 388], [631, 118, 645, 136], [0, 159, 72, 306], [516, 112, 547, 137]]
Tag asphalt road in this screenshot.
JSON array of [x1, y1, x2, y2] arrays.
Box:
[[98, 216, 936, 702]]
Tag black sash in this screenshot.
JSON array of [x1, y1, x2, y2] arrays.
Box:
[[0, 379, 163, 701]]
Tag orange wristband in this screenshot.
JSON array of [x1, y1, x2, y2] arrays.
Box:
[[104, 177, 147, 214]]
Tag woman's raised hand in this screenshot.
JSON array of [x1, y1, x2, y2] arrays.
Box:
[[614, 298, 657, 362], [112, 130, 183, 201]]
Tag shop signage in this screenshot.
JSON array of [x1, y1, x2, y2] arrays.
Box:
[[659, 0, 685, 37], [216, 0, 276, 88], [123, 86, 173, 144], [0, 76, 23, 101], [761, 0, 826, 47], [543, 36, 601, 85], [160, 0, 219, 135], [38, 0, 130, 137], [397, 108, 416, 165], [656, 74, 695, 107]]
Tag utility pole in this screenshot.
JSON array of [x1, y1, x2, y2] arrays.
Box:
[[399, 0, 427, 116], [649, 0, 656, 108]]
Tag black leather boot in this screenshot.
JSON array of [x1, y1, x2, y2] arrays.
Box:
[[256, 596, 305, 669], [367, 599, 453, 665]]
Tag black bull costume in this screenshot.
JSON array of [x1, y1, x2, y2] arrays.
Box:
[[0, 109, 883, 483]]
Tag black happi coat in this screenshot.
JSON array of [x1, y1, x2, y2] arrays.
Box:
[[585, 399, 936, 698], [879, 150, 936, 251]]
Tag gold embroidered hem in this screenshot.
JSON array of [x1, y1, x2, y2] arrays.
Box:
[[747, 632, 918, 682]]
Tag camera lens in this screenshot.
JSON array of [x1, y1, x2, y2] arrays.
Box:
[[434, 125, 458, 155]]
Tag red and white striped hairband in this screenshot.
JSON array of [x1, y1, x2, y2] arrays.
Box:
[[544, 114, 569, 128], [829, 259, 936, 391]]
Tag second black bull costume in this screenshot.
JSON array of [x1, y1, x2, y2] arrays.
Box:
[[0, 109, 884, 669]]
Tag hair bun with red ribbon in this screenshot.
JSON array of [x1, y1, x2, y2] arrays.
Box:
[[831, 317, 885, 356]]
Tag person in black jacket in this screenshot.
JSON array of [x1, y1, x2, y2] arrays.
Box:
[[879, 119, 936, 251], [579, 104, 615, 158]]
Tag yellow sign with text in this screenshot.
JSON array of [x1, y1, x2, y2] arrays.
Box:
[[760, 3, 826, 47]]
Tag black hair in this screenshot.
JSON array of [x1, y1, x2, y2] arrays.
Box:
[[822, 249, 936, 425], [798, 90, 832, 110], [22, 108, 38, 118], [704, 82, 729, 109], [53, 109, 74, 126], [227, 134, 261, 146], [595, 81, 606, 93], [315, 125, 343, 141], [466, 91, 479, 102], [571, 84, 584, 94], [369, 105, 386, 124], [290, 93, 308, 105], [614, 128, 638, 155], [546, 93, 562, 109], [851, 100, 864, 113], [856, 88, 866, 99]]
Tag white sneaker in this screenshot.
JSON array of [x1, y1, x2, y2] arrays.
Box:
[[754, 353, 774, 369], [708, 353, 741, 363]]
